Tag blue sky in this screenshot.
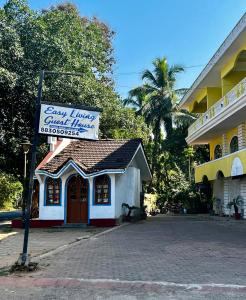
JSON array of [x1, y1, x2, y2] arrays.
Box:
[[1, 0, 246, 98]]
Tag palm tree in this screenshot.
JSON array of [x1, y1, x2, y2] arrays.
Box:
[[139, 58, 185, 175], [141, 57, 185, 138], [123, 86, 150, 116], [124, 57, 195, 181]]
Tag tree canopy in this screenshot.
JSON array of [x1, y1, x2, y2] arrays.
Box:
[[0, 0, 149, 176]]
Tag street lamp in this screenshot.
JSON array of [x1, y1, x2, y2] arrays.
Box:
[[21, 137, 32, 179], [21, 137, 32, 218]]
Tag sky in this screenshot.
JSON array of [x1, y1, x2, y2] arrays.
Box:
[[1, 0, 246, 98]]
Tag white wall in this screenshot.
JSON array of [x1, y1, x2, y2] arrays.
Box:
[[222, 177, 245, 217], [115, 167, 140, 218], [39, 169, 142, 221], [39, 170, 77, 221], [89, 174, 116, 220], [240, 178, 246, 219], [213, 179, 224, 214], [39, 178, 64, 220]]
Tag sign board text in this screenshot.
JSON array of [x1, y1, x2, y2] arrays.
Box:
[[39, 103, 100, 140]]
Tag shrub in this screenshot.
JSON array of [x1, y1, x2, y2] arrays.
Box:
[[144, 193, 158, 215], [0, 172, 23, 210]]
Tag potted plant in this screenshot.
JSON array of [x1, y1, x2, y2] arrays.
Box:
[[227, 196, 244, 220]]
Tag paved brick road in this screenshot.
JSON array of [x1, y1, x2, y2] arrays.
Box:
[[0, 226, 105, 268], [1, 215, 246, 299], [31, 215, 246, 285]]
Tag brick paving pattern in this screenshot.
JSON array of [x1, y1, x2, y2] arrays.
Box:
[[33, 215, 246, 285], [0, 227, 104, 268]]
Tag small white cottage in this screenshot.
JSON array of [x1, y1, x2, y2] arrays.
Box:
[[30, 137, 151, 227]]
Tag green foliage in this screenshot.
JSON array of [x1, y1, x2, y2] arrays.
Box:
[[144, 193, 158, 214], [108, 108, 150, 143], [0, 172, 23, 209], [156, 151, 189, 204], [0, 0, 149, 176]]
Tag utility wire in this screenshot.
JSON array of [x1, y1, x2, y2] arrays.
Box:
[[112, 62, 231, 76]]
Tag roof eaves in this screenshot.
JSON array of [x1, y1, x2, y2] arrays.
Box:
[[179, 12, 246, 108]]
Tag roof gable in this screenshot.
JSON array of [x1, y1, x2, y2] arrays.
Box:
[[38, 139, 149, 176]]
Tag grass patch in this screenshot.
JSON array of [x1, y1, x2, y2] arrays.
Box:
[[0, 267, 10, 276], [1, 227, 12, 233], [0, 208, 20, 212]]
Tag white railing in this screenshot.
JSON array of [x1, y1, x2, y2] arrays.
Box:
[[188, 77, 246, 136]]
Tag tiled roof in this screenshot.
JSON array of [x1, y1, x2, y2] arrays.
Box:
[[39, 139, 142, 174]]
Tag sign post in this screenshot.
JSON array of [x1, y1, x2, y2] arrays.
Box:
[[18, 70, 102, 265], [19, 70, 44, 265]]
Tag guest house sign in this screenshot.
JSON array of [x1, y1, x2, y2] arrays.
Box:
[[39, 102, 100, 140]]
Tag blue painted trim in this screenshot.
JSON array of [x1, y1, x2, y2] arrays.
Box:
[[44, 177, 62, 206], [92, 175, 111, 206], [87, 181, 90, 225], [64, 174, 90, 224], [36, 160, 125, 179]]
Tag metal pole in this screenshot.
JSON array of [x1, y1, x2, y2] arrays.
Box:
[[22, 152, 27, 221], [24, 152, 27, 179], [19, 69, 89, 265], [20, 70, 44, 265]]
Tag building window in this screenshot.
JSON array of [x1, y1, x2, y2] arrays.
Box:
[[230, 136, 238, 153], [214, 144, 222, 159], [46, 178, 61, 205], [94, 175, 110, 205]]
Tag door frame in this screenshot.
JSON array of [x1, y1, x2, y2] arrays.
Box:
[[65, 174, 90, 224]]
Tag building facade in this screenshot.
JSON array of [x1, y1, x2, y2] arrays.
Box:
[[180, 14, 246, 218], [21, 138, 151, 227]]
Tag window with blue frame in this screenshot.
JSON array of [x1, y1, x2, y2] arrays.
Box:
[[94, 175, 110, 205], [46, 178, 61, 205]]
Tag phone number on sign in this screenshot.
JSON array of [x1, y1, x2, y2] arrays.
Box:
[[40, 127, 79, 136]]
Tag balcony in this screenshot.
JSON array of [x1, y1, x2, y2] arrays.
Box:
[[195, 148, 246, 183], [187, 77, 246, 144]]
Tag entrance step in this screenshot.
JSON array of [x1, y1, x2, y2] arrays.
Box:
[[62, 223, 88, 228]]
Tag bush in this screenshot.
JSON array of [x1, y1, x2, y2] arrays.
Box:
[[144, 193, 158, 215], [0, 172, 23, 210]]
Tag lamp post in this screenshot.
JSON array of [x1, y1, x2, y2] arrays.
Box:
[[21, 137, 32, 180], [21, 137, 32, 220]]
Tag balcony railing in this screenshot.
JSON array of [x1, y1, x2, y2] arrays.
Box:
[[194, 147, 246, 183], [188, 77, 246, 137]]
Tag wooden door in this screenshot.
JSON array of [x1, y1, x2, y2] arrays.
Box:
[[67, 175, 88, 223]]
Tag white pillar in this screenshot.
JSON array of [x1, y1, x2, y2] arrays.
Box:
[[222, 133, 228, 156], [238, 123, 246, 150], [223, 178, 230, 215], [109, 174, 116, 218], [88, 177, 93, 222], [240, 180, 246, 219]]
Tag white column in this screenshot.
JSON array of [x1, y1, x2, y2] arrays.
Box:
[[109, 174, 116, 219], [238, 123, 246, 150], [240, 180, 246, 219], [223, 178, 230, 215], [88, 177, 93, 222], [222, 133, 228, 156]]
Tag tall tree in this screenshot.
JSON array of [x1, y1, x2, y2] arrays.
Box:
[[141, 57, 184, 138], [141, 57, 186, 176], [123, 86, 150, 116], [0, 0, 149, 176]]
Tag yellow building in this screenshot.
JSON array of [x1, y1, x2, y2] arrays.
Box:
[[180, 14, 246, 218]]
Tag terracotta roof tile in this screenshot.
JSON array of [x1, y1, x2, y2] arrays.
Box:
[[40, 139, 142, 174]]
